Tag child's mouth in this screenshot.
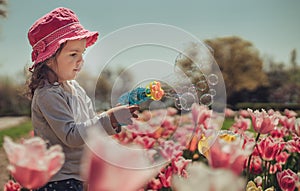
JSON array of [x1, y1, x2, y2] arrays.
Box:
[[74, 68, 81, 72]]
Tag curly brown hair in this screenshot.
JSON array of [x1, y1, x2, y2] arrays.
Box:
[[25, 43, 66, 99]]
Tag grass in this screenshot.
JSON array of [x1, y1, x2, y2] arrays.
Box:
[[221, 117, 235, 130], [0, 120, 33, 147]]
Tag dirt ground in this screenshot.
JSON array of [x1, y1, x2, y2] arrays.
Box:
[[0, 147, 10, 188], [0, 116, 30, 130]]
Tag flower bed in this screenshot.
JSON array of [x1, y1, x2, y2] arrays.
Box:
[[2, 105, 300, 191]]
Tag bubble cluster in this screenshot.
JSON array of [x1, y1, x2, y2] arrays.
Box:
[[82, 23, 226, 169]]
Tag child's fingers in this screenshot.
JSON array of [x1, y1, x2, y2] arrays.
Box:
[[131, 113, 138, 118], [128, 105, 139, 113]]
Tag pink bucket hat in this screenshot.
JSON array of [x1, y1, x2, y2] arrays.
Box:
[[28, 7, 98, 71]]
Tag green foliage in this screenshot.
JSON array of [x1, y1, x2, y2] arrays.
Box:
[[0, 0, 7, 18], [221, 117, 235, 130], [205, 36, 268, 100], [0, 77, 31, 116], [0, 120, 32, 147]]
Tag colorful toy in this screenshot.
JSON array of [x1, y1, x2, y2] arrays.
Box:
[[118, 81, 164, 105]]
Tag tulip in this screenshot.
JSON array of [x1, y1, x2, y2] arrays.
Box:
[[230, 116, 251, 134], [3, 180, 21, 191], [224, 108, 236, 118], [276, 169, 299, 191], [248, 109, 278, 134], [247, 155, 263, 175], [172, 162, 245, 191], [3, 136, 64, 189], [284, 109, 298, 118], [207, 131, 253, 175], [239, 109, 250, 118], [191, 103, 212, 129], [256, 136, 283, 161], [81, 128, 163, 191], [246, 181, 262, 191]]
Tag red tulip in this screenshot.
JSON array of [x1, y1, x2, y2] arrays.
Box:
[[276, 169, 299, 191], [247, 155, 263, 175], [3, 180, 21, 191], [256, 136, 283, 161]]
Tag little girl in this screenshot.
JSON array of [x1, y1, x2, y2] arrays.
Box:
[[26, 7, 138, 191]]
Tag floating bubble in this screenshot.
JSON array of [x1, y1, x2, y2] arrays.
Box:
[[180, 92, 197, 111], [209, 88, 216, 96], [188, 86, 197, 94], [200, 93, 213, 106], [174, 97, 182, 110], [196, 81, 208, 92], [207, 74, 218, 86]]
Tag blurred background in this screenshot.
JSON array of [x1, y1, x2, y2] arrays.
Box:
[[0, 0, 299, 116]]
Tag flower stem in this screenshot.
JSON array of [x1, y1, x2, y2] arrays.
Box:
[[246, 133, 260, 180]]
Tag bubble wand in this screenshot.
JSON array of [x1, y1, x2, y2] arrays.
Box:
[[118, 81, 165, 105]]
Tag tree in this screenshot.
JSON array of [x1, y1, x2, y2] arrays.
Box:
[[290, 49, 297, 69], [204, 36, 268, 104], [0, 0, 7, 18], [95, 67, 134, 111]]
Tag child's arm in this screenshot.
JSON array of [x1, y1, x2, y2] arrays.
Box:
[[35, 89, 123, 147]]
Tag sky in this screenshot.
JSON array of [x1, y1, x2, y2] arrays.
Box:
[[0, 0, 299, 77]]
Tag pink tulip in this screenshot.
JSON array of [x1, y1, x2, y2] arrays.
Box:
[[270, 128, 285, 139], [191, 103, 212, 128], [3, 180, 21, 191], [279, 115, 296, 134], [230, 116, 251, 134], [207, 132, 253, 175], [276, 151, 290, 165], [247, 155, 263, 175], [284, 109, 298, 118], [3, 136, 64, 189], [147, 178, 163, 190], [239, 109, 250, 118], [172, 162, 245, 191], [277, 169, 299, 191], [248, 109, 278, 134], [286, 136, 300, 153], [158, 166, 173, 187], [81, 128, 163, 191], [208, 139, 231, 168], [256, 136, 283, 161], [224, 108, 236, 118], [269, 163, 282, 174], [158, 140, 185, 160]]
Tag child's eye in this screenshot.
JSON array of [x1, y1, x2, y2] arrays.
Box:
[[70, 53, 77, 57]]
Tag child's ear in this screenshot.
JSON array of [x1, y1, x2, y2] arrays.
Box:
[[46, 58, 55, 68]]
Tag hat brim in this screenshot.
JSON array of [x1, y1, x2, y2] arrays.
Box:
[[32, 30, 98, 66]]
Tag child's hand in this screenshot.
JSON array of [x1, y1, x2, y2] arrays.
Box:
[[106, 105, 139, 133]]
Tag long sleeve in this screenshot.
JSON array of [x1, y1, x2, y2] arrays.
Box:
[[34, 85, 115, 148], [31, 81, 117, 182]]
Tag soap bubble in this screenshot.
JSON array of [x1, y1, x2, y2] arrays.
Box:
[[207, 74, 219, 86], [200, 93, 213, 106], [196, 80, 208, 92], [179, 92, 197, 111], [209, 88, 217, 96]]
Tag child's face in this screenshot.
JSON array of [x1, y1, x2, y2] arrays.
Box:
[[49, 39, 86, 82]]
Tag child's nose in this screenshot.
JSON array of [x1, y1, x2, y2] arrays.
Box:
[[78, 55, 84, 64]]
